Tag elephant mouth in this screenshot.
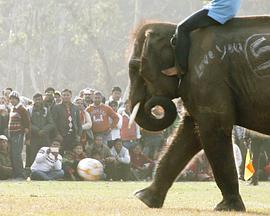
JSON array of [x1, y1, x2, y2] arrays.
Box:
[[130, 96, 177, 131]]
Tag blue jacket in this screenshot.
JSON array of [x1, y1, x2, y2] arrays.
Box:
[[204, 0, 241, 24]]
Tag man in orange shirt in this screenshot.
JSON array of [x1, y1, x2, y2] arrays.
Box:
[[86, 91, 119, 144]]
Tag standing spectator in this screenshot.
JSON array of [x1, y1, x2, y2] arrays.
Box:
[[86, 91, 119, 144], [62, 143, 86, 180], [110, 139, 131, 181], [108, 101, 122, 148], [233, 143, 242, 178], [120, 100, 141, 150], [30, 139, 64, 181], [0, 96, 9, 136], [3, 87, 13, 107], [130, 145, 154, 181], [85, 135, 115, 179], [105, 86, 123, 109], [83, 89, 94, 108], [0, 135, 13, 180], [54, 91, 62, 105], [26, 93, 54, 167], [74, 97, 93, 146], [52, 89, 82, 152], [8, 91, 30, 179], [43, 87, 56, 111]]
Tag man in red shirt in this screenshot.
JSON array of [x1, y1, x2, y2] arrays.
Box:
[[86, 91, 119, 144]]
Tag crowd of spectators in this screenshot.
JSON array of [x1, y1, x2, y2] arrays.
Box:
[[0, 86, 269, 182], [0, 86, 169, 181]]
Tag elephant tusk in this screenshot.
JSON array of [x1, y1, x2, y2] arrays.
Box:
[[128, 102, 140, 128]]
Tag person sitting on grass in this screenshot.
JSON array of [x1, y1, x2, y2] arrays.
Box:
[[85, 135, 115, 180], [62, 143, 86, 181], [0, 135, 13, 180], [130, 145, 154, 181], [109, 139, 131, 181], [30, 139, 64, 181]]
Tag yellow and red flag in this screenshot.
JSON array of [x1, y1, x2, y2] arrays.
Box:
[[244, 149, 255, 181]]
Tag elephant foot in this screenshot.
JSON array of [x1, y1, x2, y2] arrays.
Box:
[[214, 196, 246, 212], [134, 187, 165, 208]]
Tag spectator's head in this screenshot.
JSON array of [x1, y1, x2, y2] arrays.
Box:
[[94, 135, 103, 147], [44, 87, 55, 103], [54, 91, 62, 104], [113, 139, 123, 153], [50, 139, 61, 148], [124, 100, 131, 114], [72, 143, 84, 155], [111, 86, 122, 101], [74, 96, 84, 110], [83, 89, 92, 104], [132, 144, 143, 154], [9, 91, 20, 106], [3, 88, 13, 99], [109, 101, 118, 112], [33, 93, 44, 107], [61, 89, 72, 104], [45, 87, 55, 95], [0, 135, 8, 152], [93, 91, 103, 106]]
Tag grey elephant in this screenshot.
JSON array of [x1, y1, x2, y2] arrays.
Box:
[[128, 16, 270, 211]]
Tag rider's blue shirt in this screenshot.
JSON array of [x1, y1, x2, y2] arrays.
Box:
[[204, 0, 241, 24]]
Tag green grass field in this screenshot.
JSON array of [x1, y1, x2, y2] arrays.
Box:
[[0, 180, 269, 216]]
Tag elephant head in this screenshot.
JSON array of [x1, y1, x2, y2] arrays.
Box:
[[128, 23, 179, 131]]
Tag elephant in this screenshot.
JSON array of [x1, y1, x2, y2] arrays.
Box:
[[128, 16, 270, 211], [245, 130, 270, 185]]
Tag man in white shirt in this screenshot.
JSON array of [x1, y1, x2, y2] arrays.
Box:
[[30, 140, 64, 180], [109, 139, 131, 181]]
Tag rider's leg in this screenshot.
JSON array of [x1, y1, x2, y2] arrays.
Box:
[[173, 9, 219, 73]]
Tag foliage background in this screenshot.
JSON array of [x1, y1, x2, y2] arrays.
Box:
[[0, 0, 268, 97]]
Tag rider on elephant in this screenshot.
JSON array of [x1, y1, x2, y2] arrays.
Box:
[[168, 0, 242, 76]]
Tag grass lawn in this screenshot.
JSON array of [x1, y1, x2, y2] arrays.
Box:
[[0, 180, 269, 216]]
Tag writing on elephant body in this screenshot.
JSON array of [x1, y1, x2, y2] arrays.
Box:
[[194, 33, 270, 78]]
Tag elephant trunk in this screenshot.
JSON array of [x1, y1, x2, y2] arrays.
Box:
[[132, 96, 177, 131]]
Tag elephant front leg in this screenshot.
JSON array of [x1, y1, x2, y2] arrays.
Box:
[[199, 120, 246, 211], [134, 115, 202, 208]]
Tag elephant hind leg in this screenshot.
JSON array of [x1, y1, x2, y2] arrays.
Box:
[[198, 117, 246, 211], [134, 114, 202, 208]]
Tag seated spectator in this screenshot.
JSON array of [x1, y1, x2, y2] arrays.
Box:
[[62, 143, 86, 181], [30, 140, 64, 181], [141, 128, 164, 160], [0, 135, 12, 180], [177, 150, 213, 181], [85, 135, 115, 179], [130, 145, 154, 181], [109, 139, 131, 181]]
